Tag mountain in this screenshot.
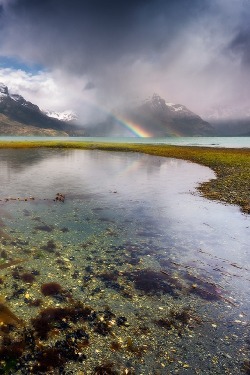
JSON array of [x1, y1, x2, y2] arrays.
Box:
[[204, 104, 250, 121], [129, 94, 214, 136], [203, 105, 250, 136], [0, 85, 213, 137], [0, 83, 84, 136], [86, 94, 214, 137], [44, 109, 78, 123], [210, 119, 250, 137]]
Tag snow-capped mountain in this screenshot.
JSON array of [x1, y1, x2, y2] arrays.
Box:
[[0, 82, 9, 98], [44, 110, 78, 123], [0, 83, 42, 112], [145, 94, 190, 114], [10, 93, 40, 112], [0, 84, 214, 137], [0, 83, 84, 136], [122, 93, 214, 136], [87, 93, 214, 137]]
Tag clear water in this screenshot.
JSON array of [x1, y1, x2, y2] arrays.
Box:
[[0, 135, 250, 148], [0, 148, 249, 374]]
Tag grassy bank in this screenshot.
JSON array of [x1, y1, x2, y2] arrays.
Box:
[[0, 140, 249, 213]]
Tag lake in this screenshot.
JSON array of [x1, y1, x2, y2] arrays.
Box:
[[0, 147, 249, 374], [0, 135, 250, 148]]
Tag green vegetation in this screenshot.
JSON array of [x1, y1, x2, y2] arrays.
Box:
[[0, 139, 249, 213]]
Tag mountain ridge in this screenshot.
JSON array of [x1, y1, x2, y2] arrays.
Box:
[[44, 109, 78, 123], [0, 83, 84, 136], [86, 93, 214, 137], [0, 84, 214, 137], [135, 93, 214, 136], [202, 104, 250, 136]]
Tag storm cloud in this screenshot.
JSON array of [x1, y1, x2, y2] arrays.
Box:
[[0, 0, 250, 120], [1, 0, 205, 67]]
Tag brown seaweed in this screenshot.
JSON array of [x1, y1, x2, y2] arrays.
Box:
[[94, 362, 118, 375], [0, 229, 11, 240], [0, 259, 24, 270], [41, 282, 62, 296], [41, 239, 57, 252], [124, 269, 177, 296], [34, 224, 54, 232], [0, 300, 23, 326], [32, 304, 92, 339]]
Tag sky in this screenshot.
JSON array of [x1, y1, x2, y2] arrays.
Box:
[[0, 0, 250, 123]]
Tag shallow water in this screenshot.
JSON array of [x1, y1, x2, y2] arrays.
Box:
[[0, 149, 249, 374]]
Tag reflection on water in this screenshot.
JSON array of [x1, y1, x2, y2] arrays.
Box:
[[0, 149, 249, 374]]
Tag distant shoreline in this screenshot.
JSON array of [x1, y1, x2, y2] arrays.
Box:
[[0, 135, 250, 149], [0, 140, 249, 214]]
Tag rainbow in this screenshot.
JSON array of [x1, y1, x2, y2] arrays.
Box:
[[79, 99, 154, 137], [114, 115, 154, 137]]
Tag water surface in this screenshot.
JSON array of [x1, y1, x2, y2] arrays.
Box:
[[0, 148, 249, 374], [0, 135, 250, 148]]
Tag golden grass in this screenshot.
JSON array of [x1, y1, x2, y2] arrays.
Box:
[[0, 140, 249, 213]]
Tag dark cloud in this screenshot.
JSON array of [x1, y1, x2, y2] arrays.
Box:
[[84, 82, 95, 91], [0, 0, 250, 117], [229, 28, 250, 66], [1, 0, 209, 72]]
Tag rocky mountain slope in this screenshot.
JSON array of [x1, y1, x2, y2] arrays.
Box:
[[124, 94, 214, 136], [0, 84, 214, 137], [86, 94, 214, 137], [0, 83, 84, 136]]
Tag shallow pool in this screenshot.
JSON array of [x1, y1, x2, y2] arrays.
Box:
[[0, 149, 249, 374]]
